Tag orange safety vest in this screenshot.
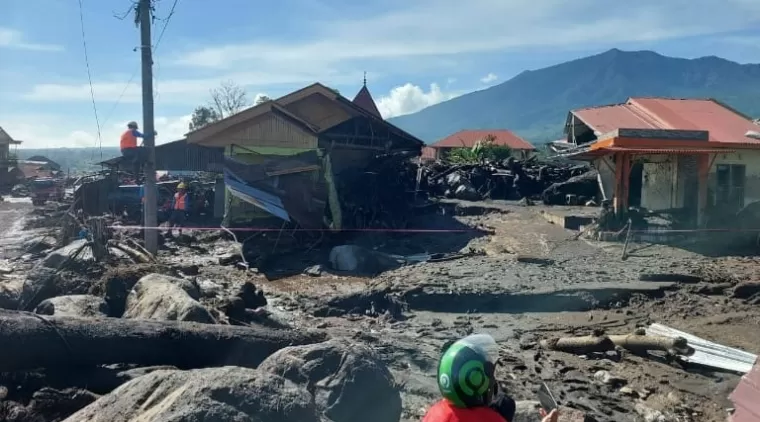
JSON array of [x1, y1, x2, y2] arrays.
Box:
[[173, 192, 187, 210], [120, 130, 137, 150]]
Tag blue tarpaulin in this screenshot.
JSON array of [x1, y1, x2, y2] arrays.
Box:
[[223, 168, 291, 222]]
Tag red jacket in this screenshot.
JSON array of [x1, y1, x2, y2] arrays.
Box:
[[422, 400, 507, 422]]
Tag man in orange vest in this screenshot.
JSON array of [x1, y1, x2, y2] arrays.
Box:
[[120, 121, 157, 181], [120, 121, 145, 180], [169, 182, 190, 236]]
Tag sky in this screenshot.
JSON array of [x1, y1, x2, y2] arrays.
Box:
[[1, 0, 760, 149]]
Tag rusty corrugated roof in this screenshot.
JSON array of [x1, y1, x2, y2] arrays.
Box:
[[431, 130, 536, 150], [730, 359, 760, 422], [352, 85, 382, 119], [571, 98, 760, 144]]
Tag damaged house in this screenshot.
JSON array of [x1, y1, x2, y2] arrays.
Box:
[[422, 129, 536, 162], [0, 127, 22, 188], [559, 97, 760, 227], [185, 81, 424, 230]]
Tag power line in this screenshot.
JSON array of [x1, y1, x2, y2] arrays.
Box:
[[77, 0, 104, 160], [103, 0, 178, 127], [154, 0, 179, 51]]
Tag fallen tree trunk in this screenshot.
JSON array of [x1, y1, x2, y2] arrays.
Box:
[[541, 333, 690, 355], [0, 310, 327, 372]]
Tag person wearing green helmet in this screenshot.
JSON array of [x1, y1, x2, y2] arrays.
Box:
[[422, 334, 559, 422]]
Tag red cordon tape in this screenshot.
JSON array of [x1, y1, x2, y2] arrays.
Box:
[[107, 225, 478, 233], [107, 225, 760, 234]]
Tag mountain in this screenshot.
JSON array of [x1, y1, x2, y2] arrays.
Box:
[[388, 49, 760, 143]]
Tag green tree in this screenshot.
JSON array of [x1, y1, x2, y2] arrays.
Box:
[[255, 95, 272, 105], [188, 106, 220, 131], [445, 134, 512, 164]]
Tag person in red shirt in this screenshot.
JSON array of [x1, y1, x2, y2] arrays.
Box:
[[422, 334, 558, 422]]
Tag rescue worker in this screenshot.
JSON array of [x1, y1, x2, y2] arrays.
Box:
[[422, 334, 559, 422], [120, 121, 157, 181], [120, 121, 145, 180], [169, 182, 190, 236]]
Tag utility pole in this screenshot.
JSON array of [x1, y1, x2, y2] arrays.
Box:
[[138, 0, 157, 254]]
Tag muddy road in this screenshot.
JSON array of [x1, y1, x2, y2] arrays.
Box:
[[242, 202, 759, 422], [4, 199, 758, 422], [0, 199, 32, 260]]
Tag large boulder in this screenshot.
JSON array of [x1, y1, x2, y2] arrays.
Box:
[[19, 266, 64, 310], [35, 295, 109, 318], [258, 339, 401, 422], [328, 245, 402, 275], [63, 367, 320, 422], [123, 273, 215, 324], [0, 278, 24, 310]]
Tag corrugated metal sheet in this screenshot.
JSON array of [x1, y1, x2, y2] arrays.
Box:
[[730, 360, 760, 422], [646, 323, 757, 374], [100, 139, 224, 172], [431, 130, 536, 150], [573, 98, 760, 144]]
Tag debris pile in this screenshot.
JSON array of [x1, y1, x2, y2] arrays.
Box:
[[422, 157, 598, 205], [337, 151, 421, 229]]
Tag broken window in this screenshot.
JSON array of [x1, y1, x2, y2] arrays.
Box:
[[715, 164, 745, 209]]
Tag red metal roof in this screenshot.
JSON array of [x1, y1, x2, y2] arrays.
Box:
[[572, 98, 760, 144], [730, 359, 760, 422], [352, 85, 382, 119], [564, 146, 737, 160], [431, 130, 536, 150]]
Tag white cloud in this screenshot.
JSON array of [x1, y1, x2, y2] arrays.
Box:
[[376, 83, 460, 118], [168, 0, 760, 69], [8, 81, 453, 148], [480, 73, 498, 84], [20, 0, 760, 104], [0, 27, 62, 52], [24, 72, 324, 104], [3, 114, 192, 149]]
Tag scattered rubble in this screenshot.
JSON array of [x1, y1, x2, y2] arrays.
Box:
[[421, 157, 597, 204]]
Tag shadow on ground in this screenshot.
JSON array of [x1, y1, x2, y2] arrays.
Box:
[[237, 202, 494, 281]]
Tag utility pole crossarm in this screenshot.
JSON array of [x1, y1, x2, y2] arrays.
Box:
[[138, 0, 158, 254]]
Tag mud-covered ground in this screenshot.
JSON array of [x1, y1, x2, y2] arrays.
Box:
[[185, 201, 757, 422], [5, 199, 760, 422]]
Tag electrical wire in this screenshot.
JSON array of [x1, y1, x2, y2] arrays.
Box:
[[154, 0, 179, 51], [152, 0, 180, 102], [77, 0, 104, 160], [102, 0, 179, 127]]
